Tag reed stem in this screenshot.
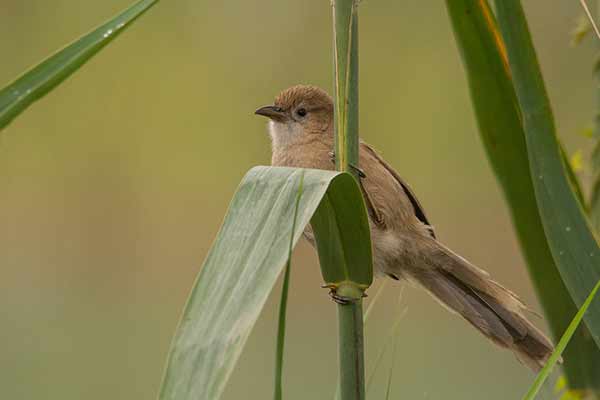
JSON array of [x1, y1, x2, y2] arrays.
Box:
[[332, 1, 365, 400]]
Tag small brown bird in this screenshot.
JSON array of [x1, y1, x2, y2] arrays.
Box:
[[255, 84, 554, 371]]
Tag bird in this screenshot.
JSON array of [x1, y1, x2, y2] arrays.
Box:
[[254, 84, 555, 371]]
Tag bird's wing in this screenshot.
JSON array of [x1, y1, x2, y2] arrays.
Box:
[[361, 142, 436, 238]]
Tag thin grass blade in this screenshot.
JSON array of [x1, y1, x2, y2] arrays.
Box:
[[522, 280, 600, 400], [577, 0, 600, 40], [365, 290, 405, 396], [363, 281, 386, 324], [0, 0, 158, 130], [273, 173, 304, 400], [384, 323, 400, 400]]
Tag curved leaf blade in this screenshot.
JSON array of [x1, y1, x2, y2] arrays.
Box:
[[311, 173, 373, 292], [446, 0, 600, 388], [494, 0, 600, 347], [0, 0, 158, 130], [158, 166, 372, 400]]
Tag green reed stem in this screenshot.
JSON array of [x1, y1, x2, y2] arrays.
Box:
[[332, 1, 365, 400]]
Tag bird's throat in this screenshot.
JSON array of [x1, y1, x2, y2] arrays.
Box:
[[268, 120, 304, 152]]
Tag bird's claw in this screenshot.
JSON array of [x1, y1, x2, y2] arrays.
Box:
[[322, 285, 366, 304], [328, 151, 366, 178], [352, 165, 367, 179], [330, 290, 352, 305]]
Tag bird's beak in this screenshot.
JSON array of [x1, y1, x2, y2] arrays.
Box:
[[254, 105, 287, 122]]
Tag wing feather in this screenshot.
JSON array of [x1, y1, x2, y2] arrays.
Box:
[[361, 142, 436, 238]]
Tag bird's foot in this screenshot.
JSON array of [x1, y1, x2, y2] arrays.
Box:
[[321, 283, 366, 304], [328, 151, 366, 178]]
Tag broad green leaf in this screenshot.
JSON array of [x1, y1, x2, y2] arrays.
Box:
[[523, 280, 600, 400], [0, 0, 158, 130], [494, 0, 600, 350], [311, 173, 373, 296], [446, 0, 600, 388], [159, 166, 372, 400]]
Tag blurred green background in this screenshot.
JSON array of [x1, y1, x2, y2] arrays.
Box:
[[0, 1, 596, 399]]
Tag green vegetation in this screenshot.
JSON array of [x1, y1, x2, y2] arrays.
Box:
[[157, 167, 371, 400], [329, 2, 370, 400], [523, 280, 600, 400], [0, 0, 158, 131], [1, 0, 599, 399], [446, 0, 600, 391]]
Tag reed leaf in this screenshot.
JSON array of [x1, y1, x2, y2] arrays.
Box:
[[158, 166, 372, 400], [493, 0, 600, 350], [446, 0, 600, 389], [311, 174, 372, 292], [0, 0, 157, 131]]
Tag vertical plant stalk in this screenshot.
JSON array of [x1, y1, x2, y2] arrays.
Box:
[[333, 0, 360, 174], [332, 1, 365, 400], [337, 301, 366, 400]]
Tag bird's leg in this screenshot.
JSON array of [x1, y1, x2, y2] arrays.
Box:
[[328, 151, 366, 178]]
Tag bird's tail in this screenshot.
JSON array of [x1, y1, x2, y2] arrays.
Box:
[[409, 241, 555, 371]]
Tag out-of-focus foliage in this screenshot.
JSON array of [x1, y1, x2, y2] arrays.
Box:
[[447, 0, 600, 390], [0, 0, 158, 130], [1, 1, 595, 399], [571, 15, 592, 46], [494, 0, 600, 351]]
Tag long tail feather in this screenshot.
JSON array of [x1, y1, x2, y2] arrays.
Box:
[[410, 241, 555, 371]]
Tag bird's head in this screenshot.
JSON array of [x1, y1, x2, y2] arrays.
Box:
[[255, 85, 333, 149]]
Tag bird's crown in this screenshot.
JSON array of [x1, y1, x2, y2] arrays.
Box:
[[274, 85, 333, 112]]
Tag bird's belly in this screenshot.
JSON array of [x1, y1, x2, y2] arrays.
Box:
[[303, 224, 418, 280], [370, 229, 409, 279]]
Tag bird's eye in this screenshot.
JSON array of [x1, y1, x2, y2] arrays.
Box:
[[296, 108, 307, 117]]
